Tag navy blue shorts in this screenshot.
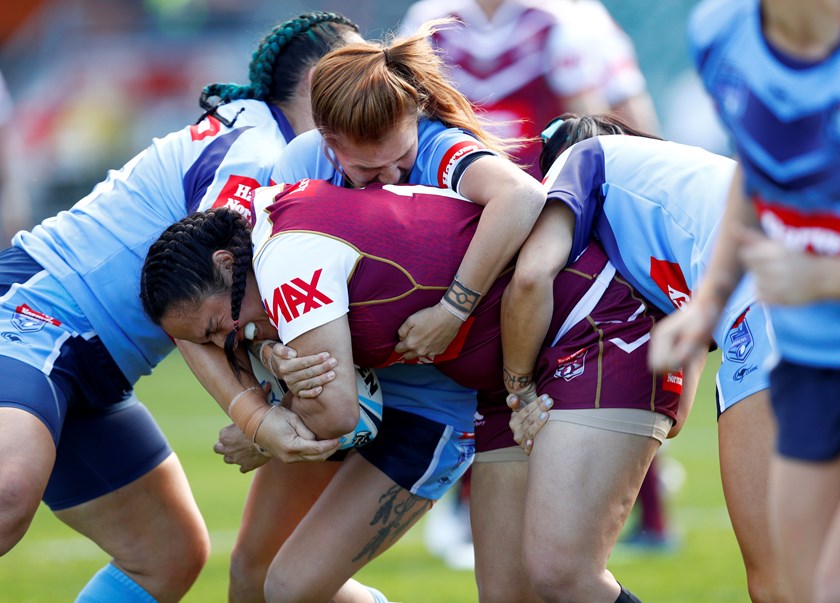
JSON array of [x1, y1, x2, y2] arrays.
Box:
[[357, 406, 474, 500], [771, 359, 840, 461], [0, 247, 171, 510]]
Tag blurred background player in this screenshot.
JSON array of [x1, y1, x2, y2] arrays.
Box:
[[398, 0, 673, 563], [0, 68, 21, 246]]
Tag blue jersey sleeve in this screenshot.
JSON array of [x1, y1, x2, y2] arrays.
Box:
[[543, 138, 607, 262], [410, 119, 494, 190], [272, 130, 344, 186]]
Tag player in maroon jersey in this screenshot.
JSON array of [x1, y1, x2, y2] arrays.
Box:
[[141, 180, 681, 602]]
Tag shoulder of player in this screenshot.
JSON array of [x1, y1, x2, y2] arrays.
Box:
[[688, 0, 751, 55]]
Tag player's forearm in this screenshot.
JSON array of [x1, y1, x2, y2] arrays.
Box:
[[453, 159, 545, 300], [177, 339, 261, 415], [500, 204, 573, 391], [693, 166, 753, 316], [501, 278, 552, 392]]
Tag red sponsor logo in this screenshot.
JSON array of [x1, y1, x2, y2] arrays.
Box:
[[650, 257, 692, 310], [383, 316, 476, 366], [211, 175, 262, 221], [15, 304, 61, 326], [189, 115, 222, 141], [663, 369, 683, 394], [755, 197, 840, 256], [263, 269, 334, 325], [437, 141, 485, 187]]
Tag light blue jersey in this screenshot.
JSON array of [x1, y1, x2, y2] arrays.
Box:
[[544, 135, 769, 408], [14, 100, 294, 382], [690, 0, 840, 368], [268, 117, 493, 429], [272, 117, 492, 193]]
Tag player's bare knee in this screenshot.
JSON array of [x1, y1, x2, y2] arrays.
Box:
[[229, 545, 270, 600], [525, 545, 590, 600], [137, 520, 210, 596], [744, 567, 788, 603], [0, 472, 42, 554], [510, 264, 556, 295]]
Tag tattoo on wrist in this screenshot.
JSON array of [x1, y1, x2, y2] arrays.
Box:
[[503, 368, 533, 391], [443, 277, 481, 316]]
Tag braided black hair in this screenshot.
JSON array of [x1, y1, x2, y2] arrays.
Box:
[[140, 207, 253, 376], [198, 12, 359, 125], [538, 113, 661, 178]]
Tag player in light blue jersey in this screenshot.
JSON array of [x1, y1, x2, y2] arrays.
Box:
[[504, 113, 779, 602], [0, 13, 373, 603], [650, 1, 840, 601]]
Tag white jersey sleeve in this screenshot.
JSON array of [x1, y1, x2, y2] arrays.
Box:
[[542, 1, 610, 98], [252, 187, 360, 344], [572, 0, 647, 106]]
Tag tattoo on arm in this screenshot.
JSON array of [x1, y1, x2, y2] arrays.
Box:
[[504, 367, 533, 391], [443, 277, 481, 315]]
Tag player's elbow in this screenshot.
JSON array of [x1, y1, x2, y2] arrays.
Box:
[[313, 397, 361, 439]]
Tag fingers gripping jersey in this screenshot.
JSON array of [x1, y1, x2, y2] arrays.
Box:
[[13, 101, 294, 381], [690, 0, 840, 366], [251, 180, 610, 396], [543, 135, 754, 346]]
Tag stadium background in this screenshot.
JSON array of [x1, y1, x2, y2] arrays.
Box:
[[0, 1, 748, 601]]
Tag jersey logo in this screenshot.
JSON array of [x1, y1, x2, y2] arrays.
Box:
[[190, 115, 222, 141], [554, 348, 587, 381], [755, 197, 840, 256], [12, 304, 62, 332], [733, 365, 758, 382], [650, 258, 692, 310], [437, 140, 485, 187], [663, 370, 684, 394], [211, 175, 262, 221], [263, 269, 334, 325], [726, 309, 753, 363]]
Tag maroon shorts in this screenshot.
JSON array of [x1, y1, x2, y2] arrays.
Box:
[[475, 267, 681, 454]]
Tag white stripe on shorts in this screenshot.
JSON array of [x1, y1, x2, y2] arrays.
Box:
[[410, 424, 453, 495], [551, 261, 616, 347]]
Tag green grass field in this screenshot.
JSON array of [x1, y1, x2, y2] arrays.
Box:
[[0, 351, 749, 602]]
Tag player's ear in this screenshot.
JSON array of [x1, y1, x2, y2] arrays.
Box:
[[211, 249, 235, 285]]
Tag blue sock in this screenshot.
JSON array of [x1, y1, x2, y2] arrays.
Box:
[[367, 586, 390, 603], [76, 563, 158, 603]]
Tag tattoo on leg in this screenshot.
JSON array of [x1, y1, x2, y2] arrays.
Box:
[[352, 485, 429, 563]]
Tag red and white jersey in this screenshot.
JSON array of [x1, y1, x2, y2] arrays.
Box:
[[399, 0, 644, 175], [572, 0, 647, 107]]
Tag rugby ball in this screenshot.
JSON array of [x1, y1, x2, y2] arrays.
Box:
[[247, 349, 382, 450]]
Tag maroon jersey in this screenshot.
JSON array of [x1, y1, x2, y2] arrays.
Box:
[[252, 180, 610, 395]]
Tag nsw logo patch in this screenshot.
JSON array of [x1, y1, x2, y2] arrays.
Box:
[[12, 304, 61, 333], [726, 310, 753, 363]]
